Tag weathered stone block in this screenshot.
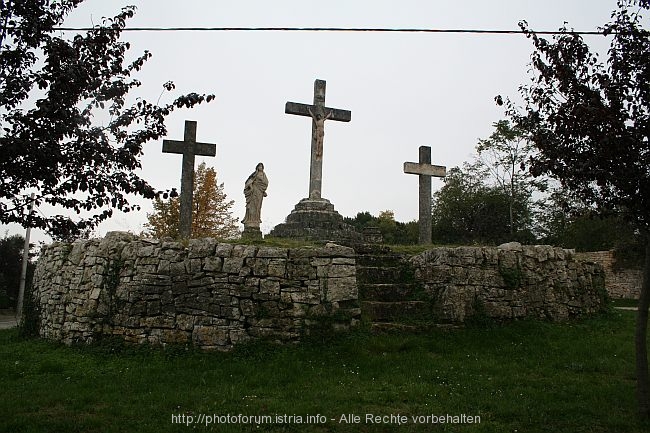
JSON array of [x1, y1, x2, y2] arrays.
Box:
[[141, 315, 174, 329], [325, 277, 357, 302], [147, 300, 162, 315], [327, 264, 356, 278], [161, 329, 191, 345], [257, 247, 288, 258], [170, 281, 190, 296], [258, 280, 280, 299], [175, 314, 195, 331], [238, 266, 252, 277], [189, 258, 202, 274], [215, 243, 234, 258], [137, 245, 156, 258], [223, 257, 245, 274], [232, 245, 258, 258], [311, 258, 331, 267], [188, 238, 217, 258], [170, 261, 187, 277], [332, 258, 356, 265], [240, 299, 255, 316], [192, 326, 229, 346], [290, 289, 320, 305], [287, 259, 316, 280], [268, 260, 287, 278], [250, 258, 269, 277]]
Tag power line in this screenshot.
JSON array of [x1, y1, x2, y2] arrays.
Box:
[[46, 26, 608, 36]]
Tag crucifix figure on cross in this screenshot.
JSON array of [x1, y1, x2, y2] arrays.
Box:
[[285, 79, 351, 200], [404, 146, 447, 245], [162, 120, 216, 239]]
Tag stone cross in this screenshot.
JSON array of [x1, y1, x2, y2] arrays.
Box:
[[404, 146, 446, 244], [162, 120, 216, 239], [285, 79, 351, 200]]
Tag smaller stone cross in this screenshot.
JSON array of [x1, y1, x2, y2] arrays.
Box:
[[162, 120, 216, 239], [285, 79, 351, 200], [404, 146, 446, 244]]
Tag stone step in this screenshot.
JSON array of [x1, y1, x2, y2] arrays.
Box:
[[370, 322, 460, 333], [361, 300, 432, 323], [359, 283, 421, 302], [355, 254, 406, 268], [352, 244, 393, 255], [370, 322, 422, 333], [355, 266, 413, 284]]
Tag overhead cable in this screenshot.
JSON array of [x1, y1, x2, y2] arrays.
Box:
[[45, 26, 607, 36]]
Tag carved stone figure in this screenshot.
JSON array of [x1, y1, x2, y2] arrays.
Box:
[[242, 163, 268, 229], [308, 107, 332, 158], [284, 79, 351, 200]]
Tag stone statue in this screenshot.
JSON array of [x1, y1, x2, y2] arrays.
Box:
[[309, 108, 332, 159], [242, 163, 268, 230]]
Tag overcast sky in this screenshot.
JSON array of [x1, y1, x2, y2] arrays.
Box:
[[4, 0, 620, 244]]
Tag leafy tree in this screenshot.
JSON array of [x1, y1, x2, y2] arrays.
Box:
[[0, 1, 213, 240], [538, 187, 639, 251], [145, 196, 180, 239], [476, 120, 546, 236], [344, 211, 418, 245], [429, 121, 541, 246], [0, 233, 33, 309], [144, 163, 239, 239], [394, 220, 419, 245], [344, 211, 375, 232], [431, 165, 534, 245], [376, 210, 397, 241], [503, 0, 650, 416]]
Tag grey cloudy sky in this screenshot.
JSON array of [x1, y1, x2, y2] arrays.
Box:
[[4, 0, 618, 244]]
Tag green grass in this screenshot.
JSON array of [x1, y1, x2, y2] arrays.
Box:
[[386, 243, 490, 255], [229, 236, 321, 248], [1, 312, 649, 432], [611, 298, 639, 308]]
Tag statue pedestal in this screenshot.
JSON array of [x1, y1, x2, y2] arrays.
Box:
[[241, 226, 263, 240], [269, 198, 362, 243]]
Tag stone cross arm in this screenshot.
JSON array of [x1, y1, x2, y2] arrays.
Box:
[[285, 102, 351, 122], [403, 162, 447, 178], [162, 140, 216, 157]]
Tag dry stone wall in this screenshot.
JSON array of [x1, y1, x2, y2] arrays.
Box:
[[410, 243, 607, 323], [31, 232, 359, 350], [576, 251, 641, 299], [31, 234, 608, 350]]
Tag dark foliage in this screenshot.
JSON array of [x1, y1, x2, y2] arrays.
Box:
[[509, 2, 649, 230], [431, 166, 535, 245], [344, 211, 418, 245], [0, 1, 214, 240], [503, 0, 650, 417], [538, 188, 641, 252], [0, 233, 33, 309]]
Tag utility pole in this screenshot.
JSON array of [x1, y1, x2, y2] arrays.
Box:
[[16, 193, 35, 322]]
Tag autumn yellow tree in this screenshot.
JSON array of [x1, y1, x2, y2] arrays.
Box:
[[144, 163, 239, 239]]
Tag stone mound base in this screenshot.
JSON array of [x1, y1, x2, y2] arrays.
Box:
[[269, 198, 362, 243]]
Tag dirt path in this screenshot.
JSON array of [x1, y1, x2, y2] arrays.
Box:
[[0, 310, 17, 330]]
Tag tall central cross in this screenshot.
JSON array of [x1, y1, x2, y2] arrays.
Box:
[[404, 146, 447, 244], [285, 79, 351, 200], [162, 120, 216, 239]]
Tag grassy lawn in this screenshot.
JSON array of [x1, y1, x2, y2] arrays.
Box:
[[1, 311, 649, 432], [610, 298, 639, 309]]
